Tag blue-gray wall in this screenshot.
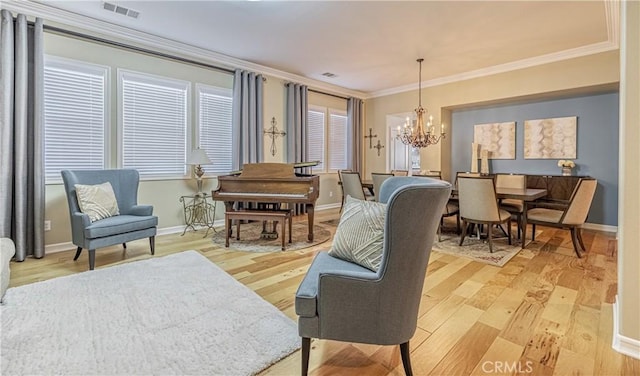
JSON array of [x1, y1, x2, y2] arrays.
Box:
[[451, 92, 619, 226]]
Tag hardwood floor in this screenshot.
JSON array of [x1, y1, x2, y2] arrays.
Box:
[[9, 209, 640, 375]]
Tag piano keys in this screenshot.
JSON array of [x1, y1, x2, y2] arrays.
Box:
[[212, 163, 320, 241]]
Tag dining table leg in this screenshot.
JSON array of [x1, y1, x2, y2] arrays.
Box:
[[521, 201, 528, 249]]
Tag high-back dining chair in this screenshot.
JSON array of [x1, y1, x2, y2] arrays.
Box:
[[391, 170, 409, 176], [496, 173, 526, 239], [295, 177, 451, 376], [416, 172, 460, 241], [337, 169, 353, 211], [457, 176, 511, 253], [525, 178, 597, 258], [340, 171, 367, 203], [370, 172, 393, 201]]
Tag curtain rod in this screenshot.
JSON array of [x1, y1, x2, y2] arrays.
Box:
[[308, 88, 350, 101], [43, 24, 236, 75]]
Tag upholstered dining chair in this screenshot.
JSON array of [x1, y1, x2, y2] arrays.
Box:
[[525, 178, 597, 258], [295, 177, 451, 376], [391, 169, 409, 176], [457, 176, 511, 253], [496, 173, 526, 239], [339, 170, 368, 204], [61, 169, 158, 270], [370, 172, 393, 201]]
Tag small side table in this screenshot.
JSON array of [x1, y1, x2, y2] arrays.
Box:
[[179, 193, 217, 238]]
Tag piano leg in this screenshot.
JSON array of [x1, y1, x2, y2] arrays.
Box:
[[307, 204, 315, 242]]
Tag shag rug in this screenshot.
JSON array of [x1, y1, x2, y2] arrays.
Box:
[[213, 221, 332, 252], [0, 251, 299, 376], [433, 232, 522, 267]]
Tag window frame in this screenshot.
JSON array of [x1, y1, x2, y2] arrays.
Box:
[[43, 55, 111, 184], [117, 69, 192, 180], [307, 104, 348, 174], [195, 83, 233, 177]]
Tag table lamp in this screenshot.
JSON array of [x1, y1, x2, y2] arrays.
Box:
[[186, 148, 212, 195]]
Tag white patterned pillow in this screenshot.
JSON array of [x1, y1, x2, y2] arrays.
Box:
[[329, 195, 386, 272], [74, 182, 120, 222]]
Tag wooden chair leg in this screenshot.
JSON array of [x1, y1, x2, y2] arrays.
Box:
[[400, 341, 413, 376], [301, 337, 311, 376], [88, 249, 96, 270], [122, 243, 127, 249], [576, 228, 586, 251], [73, 247, 83, 261], [507, 219, 512, 245], [532, 224, 536, 241], [570, 228, 583, 258], [488, 226, 494, 253], [149, 236, 155, 255], [459, 220, 468, 246]]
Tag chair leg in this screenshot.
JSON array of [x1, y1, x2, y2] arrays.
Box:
[[516, 213, 522, 240], [301, 337, 311, 376], [73, 247, 83, 261], [576, 228, 586, 251], [88, 249, 96, 270], [532, 224, 536, 241], [488, 226, 494, 253], [456, 214, 461, 234], [507, 219, 512, 245], [570, 228, 583, 258], [459, 220, 468, 246], [400, 341, 413, 376], [122, 243, 127, 249], [149, 236, 155, 255]]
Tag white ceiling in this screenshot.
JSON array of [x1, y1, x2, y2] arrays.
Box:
[[20, 1, 617, 96]]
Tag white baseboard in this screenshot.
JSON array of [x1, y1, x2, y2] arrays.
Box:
[[612, 296, 640, 360], [45, 206, 340, 255], [583, 222, 618, 234]]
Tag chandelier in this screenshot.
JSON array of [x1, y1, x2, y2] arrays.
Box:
[[397, 58, 446, 148]]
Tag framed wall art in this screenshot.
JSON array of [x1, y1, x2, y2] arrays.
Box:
[[524, 116, 577, 159], [473, 121, 516, 159]]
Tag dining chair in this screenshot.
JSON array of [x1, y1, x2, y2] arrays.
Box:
[[340, 171, 368, 207], [525, 178, 597, 258], [337, 169, 353, 212], [371, 172, 393, 201], [416, 172, 460, 241], [391, 170, 409, 176], [495, 173, 526, 239], [457, 176, 511, 253]]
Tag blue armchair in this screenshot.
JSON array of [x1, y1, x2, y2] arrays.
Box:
[[295, 177, 451, 375], [61, 169, 158, 270]]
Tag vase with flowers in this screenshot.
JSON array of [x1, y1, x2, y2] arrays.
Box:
[[558, 160, 576, 176]]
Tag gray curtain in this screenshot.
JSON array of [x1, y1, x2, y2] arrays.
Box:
[[231, 69, 263, 170], [285, 83, 308, 215], [347, 97, 364, 172], [0, 11, 45, 261], [285, 83, 308, 166]]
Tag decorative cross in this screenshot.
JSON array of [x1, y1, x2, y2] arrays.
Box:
[[374, 140, 385, 156], [364, 128, 378, 149], [263, 117, 286, 156]]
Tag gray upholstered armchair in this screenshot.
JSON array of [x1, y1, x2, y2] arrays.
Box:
[[295, 177, 451, 375], [61, 169, 157, 270]]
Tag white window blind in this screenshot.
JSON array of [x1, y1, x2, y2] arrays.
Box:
[[307, 109, 325, 171], [328, 111, 348, 171], [120, 71, 190, 178], [197, 85, 233, 175], [44, 58, 108, 183]]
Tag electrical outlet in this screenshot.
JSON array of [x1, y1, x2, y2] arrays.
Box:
[[44, 220, 51, 231], [329, 191, 333, 197]]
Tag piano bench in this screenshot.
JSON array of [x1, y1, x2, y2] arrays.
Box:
[[224, 209, 293, 251]]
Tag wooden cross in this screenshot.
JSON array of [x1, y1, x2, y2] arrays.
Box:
[[263, 117, 286, 156], [374, 140, 385, 156], [364, 128, 378, 149]]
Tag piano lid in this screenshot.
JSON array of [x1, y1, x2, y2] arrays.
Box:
[[228, 161, 319, 176]]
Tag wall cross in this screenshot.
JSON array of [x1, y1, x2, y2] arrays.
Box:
[[374, 140, 385, 156], [364, 128, 378, 149], [264, 117, 286, 156]]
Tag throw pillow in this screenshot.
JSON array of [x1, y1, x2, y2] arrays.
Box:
[[329, 195, 386, 272], [74, 182, 120, 222]]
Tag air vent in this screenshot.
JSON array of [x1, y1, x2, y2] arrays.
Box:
[[322, 72, 337, 78], [102, 2, 140, 19]]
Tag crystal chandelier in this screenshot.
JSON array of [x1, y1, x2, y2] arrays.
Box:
[[397, 58, 446, 148]]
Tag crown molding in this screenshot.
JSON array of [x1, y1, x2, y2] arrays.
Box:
[[2, 0, 367, 99], [369, 40, 619, 98]]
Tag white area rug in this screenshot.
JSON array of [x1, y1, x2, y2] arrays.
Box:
[[433, 233, 522, 267], [1, 251, 299, 375]]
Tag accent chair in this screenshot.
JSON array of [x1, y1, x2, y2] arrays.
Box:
[[295, 177, 451, 376], [61, 169, 158, 270]]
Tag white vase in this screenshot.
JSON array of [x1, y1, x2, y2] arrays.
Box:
[[562, 167, 572, 176]]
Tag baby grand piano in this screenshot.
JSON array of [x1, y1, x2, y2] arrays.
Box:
[[212, 163, 320, 241]]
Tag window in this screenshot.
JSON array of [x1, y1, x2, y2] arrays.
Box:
[[307, 106, 348, 172], [119, 70, 190, 178], [44, 57, 109, 183], [196, 85, 233, 175]]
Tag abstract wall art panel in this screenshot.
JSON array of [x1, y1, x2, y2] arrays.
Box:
[[473, 122, 516, 159], [524, 116, 577, 159]]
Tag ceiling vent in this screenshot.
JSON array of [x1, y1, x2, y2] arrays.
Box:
[[103, 2, 140, 19], [322, 72, 337, 78]]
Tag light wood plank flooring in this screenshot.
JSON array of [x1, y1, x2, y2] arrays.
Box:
[[9, 210, 640, 375]]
